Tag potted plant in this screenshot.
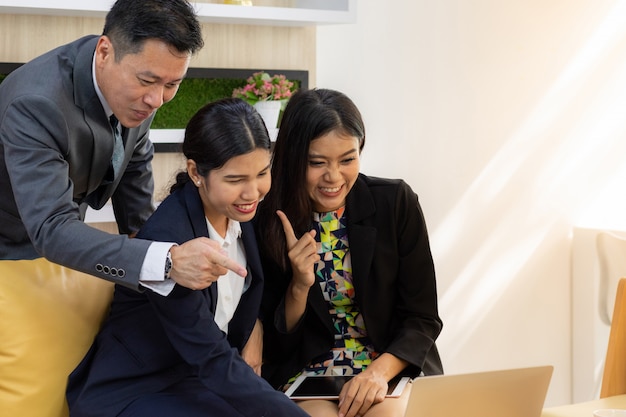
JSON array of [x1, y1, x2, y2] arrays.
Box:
[[232, 71, 296, 129]]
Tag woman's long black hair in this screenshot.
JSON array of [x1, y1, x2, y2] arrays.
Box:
[[256, 88, 365, 271]]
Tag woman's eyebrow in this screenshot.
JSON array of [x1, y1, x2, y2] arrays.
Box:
[[223, 163, 271, 179], [308, 149, 358, 159]]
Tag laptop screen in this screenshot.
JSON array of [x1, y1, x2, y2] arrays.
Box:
[[405, 365, 553, 417]]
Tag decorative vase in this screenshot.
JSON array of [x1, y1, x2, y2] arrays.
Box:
[[254, 100, 282, 129]]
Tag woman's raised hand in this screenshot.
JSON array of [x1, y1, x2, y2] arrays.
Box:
[[276, 210, 319, 289]]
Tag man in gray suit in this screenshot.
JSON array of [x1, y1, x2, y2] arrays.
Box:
[[0, 0, 247, 292]]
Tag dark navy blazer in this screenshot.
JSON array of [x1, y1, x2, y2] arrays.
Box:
[[67, 181, 308, 417]]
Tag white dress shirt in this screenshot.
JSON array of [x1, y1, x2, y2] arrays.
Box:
[[206, 218, 248, 334]]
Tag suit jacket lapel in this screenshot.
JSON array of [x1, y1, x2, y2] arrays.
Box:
[[73, 37, 114, 199], [183, 183, 219, 309], [227, 222, 261, 348], [241, 223, 261, 290], [345, 175, 377, 306]]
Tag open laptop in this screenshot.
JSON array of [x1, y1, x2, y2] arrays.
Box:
[[405, 365, 553, 417]]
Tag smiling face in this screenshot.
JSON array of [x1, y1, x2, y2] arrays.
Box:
[[95, 36, 190, 128], [189, 148, 272, 236], [306, 130, 361, 213]]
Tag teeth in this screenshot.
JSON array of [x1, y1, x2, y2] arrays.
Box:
[[320, 187, 340, 193], [237, 203, 255, 210]]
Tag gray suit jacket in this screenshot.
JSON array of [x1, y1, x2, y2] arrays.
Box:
[[0, 36, 155, 289]]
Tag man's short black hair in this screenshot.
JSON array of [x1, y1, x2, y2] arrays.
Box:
[[103, 0, 204, 61]]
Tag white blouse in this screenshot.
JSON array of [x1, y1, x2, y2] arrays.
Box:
[[206, 218, 249, 334]]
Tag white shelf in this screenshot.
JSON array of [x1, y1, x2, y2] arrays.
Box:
[[151, 129, 185, 144], [150, 128, 277, 144], [0, 0, 356, 26]]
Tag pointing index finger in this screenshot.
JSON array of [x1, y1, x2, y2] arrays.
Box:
[[276, 210, 298, 247], [213, 249, 247, 277]]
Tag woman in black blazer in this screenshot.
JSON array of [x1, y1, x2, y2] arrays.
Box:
[[256, 89, 443, 417], [66, 98, 309, 417]]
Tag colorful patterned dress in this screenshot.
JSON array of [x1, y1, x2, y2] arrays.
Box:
[[293, 207, 379, 381]]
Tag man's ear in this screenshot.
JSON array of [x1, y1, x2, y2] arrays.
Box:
[[95, 36, 114, 65]]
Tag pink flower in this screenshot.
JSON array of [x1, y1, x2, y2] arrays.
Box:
[[232, 71, 297, 105]]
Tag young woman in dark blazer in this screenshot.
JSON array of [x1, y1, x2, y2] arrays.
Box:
[[256, 89, 443, 417], [67, 98, 310, 417]]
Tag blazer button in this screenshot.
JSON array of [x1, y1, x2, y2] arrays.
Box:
[[95, 263, 104, 273], [118, 269, 126, 278]]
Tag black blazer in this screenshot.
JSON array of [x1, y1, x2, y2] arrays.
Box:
[[260, 174, 443, 388], [0, 36, 154, 288], [67, 182, 306, 417]]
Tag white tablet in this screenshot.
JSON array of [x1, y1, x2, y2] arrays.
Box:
[[284, 374, 410, 400]]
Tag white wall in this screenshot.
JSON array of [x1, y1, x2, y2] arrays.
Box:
[[316, 0, 626, 407]]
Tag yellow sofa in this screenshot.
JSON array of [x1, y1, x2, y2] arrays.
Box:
[[0, 258, 114, 417]]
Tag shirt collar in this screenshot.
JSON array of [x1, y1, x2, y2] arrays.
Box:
[[206, 218, 242, 246], [92, 52, 113, 118]]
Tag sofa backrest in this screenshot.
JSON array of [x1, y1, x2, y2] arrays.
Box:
[[0, 258, 114, 417]]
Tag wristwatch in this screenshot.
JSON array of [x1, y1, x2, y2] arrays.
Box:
[[164, 251, 172, 280]]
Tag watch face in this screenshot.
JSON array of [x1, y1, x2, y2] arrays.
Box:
[[165, 253, 172, 278]]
